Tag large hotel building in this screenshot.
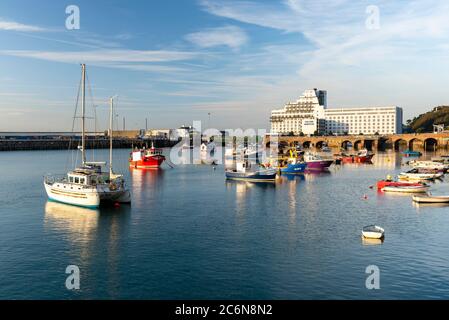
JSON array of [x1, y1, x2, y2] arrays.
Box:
[[270, 89, 403, 135]]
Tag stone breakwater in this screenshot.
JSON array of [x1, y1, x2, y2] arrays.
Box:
[[0, 138, 178, 151]]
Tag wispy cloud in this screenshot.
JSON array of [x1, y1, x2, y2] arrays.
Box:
[[185, 25, 248, 49], [199, 0, 449, 119], [0, 19, 45, 32], [0, 49, 198, 63]]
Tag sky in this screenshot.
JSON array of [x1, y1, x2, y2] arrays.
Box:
[[1, 0, 449, 132]]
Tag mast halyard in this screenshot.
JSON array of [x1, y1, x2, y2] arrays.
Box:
[[81, 64, 86, 166]]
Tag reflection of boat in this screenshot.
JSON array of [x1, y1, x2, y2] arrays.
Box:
[[44, 201, 99, 237], [303, 152, 333, 171], [402, 150, 422, 157], [362, 225, 385, 239], [225, 160, 276, 182], [129, 143, 166, 169], [44, 65, 131, 208], [412, 194, 449, 203], [431, 155, 449, 163], [361, 236, 384, 246], [382, 185, 429, 193]]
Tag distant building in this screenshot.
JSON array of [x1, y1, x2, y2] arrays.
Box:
[[270, 89, 403, 135], [270, 88, 327, 135], [325, 107, 402, 135]]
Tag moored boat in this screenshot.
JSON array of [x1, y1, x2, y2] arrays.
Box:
[[362, 225, 385, 239], [381, 185, 429, 193], [339, 149, 374, 164], [398, 169, 443, 181], [376, 180, 425, 190], [412, 194, 449, 203], [129, 143, 166, 169], [280, 161, 307, 174], [44, 65, 131, 208], [225, 160, 276, 182], [402, 149, 422, 157], [409, 160, 448, 172], [303, 152, 333, 171]]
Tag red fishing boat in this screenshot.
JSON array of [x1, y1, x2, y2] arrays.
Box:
[[337, 149, 374, 164], [377, 175, 425, 190], [129, 144, 166, 169]]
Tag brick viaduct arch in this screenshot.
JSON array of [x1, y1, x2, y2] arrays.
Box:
[[265, 133, 449, 151]]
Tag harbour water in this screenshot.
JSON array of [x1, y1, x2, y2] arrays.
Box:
[[1, 148, 449, 299]]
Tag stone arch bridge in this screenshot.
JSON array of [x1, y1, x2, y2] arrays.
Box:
[[264, 133, 449, 151]]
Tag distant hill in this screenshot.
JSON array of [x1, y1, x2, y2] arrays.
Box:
[[406, 106, 449, 133]]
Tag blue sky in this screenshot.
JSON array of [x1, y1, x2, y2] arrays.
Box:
[[1, 0, 449, 131]]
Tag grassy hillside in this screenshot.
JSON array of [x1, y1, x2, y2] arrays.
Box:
[[406, 106, 449, 133]]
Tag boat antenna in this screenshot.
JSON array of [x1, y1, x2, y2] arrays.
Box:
[[81, 63, 86, 166]]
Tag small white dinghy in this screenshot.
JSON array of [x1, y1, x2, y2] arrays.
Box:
[[362, 225, 385, 239], [412, 194, 449, 203], [381, 185, 429, 193]]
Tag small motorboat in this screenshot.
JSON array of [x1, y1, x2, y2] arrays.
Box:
[[409, 160, 448, 171], [398, 169, 443, 181], [412, 194, 449, 203], [225, 160, 277, 182], [376, 180, 425, 190], [381, 185, 429, 193], [362, 225, 385, 239], [402, 150, 422, 157]]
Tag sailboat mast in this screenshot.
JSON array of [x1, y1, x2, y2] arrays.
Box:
[[81, 64, 86, 165], [109, 97, 113, 175]]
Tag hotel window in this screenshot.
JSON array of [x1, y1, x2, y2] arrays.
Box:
[[75, 177, 79, 184]]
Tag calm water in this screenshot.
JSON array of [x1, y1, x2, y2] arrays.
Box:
[[1, 148, 449, 299]]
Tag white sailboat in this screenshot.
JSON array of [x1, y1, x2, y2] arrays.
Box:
[[44, 64, 131, 208]]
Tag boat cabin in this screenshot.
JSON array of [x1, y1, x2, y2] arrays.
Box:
[[67, 168, 107, 186]]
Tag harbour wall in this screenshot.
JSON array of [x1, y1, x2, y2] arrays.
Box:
[[0, 138, 178, 152]]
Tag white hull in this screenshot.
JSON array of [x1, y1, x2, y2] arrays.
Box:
[[44, 181, 100, 208], [381, 186, 429, 193], [362, 225, 385, 239], [398, 173, 442, 180], [362, 231, 384, 239], [412, 195, 449, 203], [44, 181, 131, 207]]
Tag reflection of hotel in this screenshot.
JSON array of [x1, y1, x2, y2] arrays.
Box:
[[270, 89, 403, 135]]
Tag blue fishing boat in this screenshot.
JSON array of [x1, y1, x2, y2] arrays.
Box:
[[225, 160, 277, 182], [402, 150, 422, 157], [279, 158, 307, 174]]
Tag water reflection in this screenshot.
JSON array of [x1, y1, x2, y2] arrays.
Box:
[[361, 236, 384, 246], [130, 168, 165, 205], [44, 201, 99, 243], [412, 202, 449, 209]]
